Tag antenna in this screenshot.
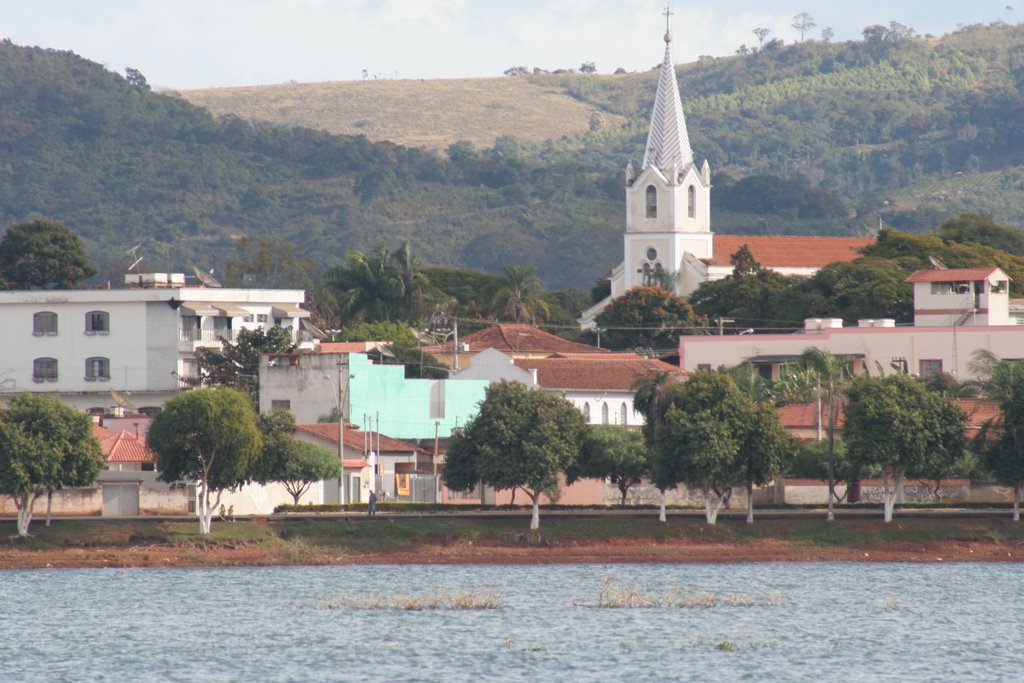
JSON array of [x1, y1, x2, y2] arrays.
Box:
[[109, 388, 137, 412], [191, 265, 222, 288], [928, 255, 948, 270], [300, 318, 328, 340], [127, 256, 144, 272]]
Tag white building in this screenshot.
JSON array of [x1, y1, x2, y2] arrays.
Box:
[[679, 267, 1024, 380], [0, 273, 312, 411], [452, 347, 684, 426], [579, 19, 871, 329]]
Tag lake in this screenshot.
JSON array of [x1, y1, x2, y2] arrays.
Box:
[[1, 563, 1019, 682]]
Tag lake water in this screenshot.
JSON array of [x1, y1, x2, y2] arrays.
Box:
[[1, 563, 1020, 682]]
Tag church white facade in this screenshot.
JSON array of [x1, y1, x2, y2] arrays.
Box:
[[580, 21, 713, 329], [579, 18, 872, 330]]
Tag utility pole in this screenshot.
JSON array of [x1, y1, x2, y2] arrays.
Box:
[[433, 420, 440, 503], [337, 356, 349, 507]]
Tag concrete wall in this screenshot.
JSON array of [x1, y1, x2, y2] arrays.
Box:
[[680, 325, 1024, 380]]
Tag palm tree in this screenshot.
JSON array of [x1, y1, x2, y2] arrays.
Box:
[[392, 241, 428, 323], [970, 350, 1024, 520], [327, 247, 405, 323], [800, 348, 852, 521], [490, 265, 549, 323], [633, 371, 675, 522]]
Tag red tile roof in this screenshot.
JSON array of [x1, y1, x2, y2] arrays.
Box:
[[317, 342, 388, 353], [708, 236, 874, 269], [905, 268, 1004, 283], [423, 324, 608, 356], [513, 353, 683, 391], [94, 428, 156, 464], [295, 423, 427, 455], [778, 398, 998, 433], [776, 402, 846, 430]]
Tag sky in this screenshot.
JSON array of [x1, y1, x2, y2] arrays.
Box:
[[2, 1, 1019, 90]]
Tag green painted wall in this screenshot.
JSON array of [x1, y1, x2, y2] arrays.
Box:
[[346, 354, 487, 440]]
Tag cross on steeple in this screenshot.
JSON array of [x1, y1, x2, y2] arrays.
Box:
[[664, 5, 673, 30]]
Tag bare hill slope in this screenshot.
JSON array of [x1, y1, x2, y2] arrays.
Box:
[[180, 77, 629, 150]]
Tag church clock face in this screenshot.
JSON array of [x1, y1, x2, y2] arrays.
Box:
[[646, 248, 658, 260]]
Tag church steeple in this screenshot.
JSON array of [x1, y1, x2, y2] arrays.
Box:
[[641, 8, 693, 173]]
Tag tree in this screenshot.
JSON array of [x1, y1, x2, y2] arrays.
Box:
[[124, 67, 150, 90], [970, 351, 1024, 520], [442, 381, 586, 530], [650, 372, 785, 525], [490, 265, 550, 323], [148, 388, 263, 534], [689, 246, 794, 331], [753, 27, 771, 48], [325, 247, 406, 324], [0, 394, 104, 536], [567, 426, 649, 506], [224, 236, 318, 289], [792, 12, 816, 42], [632, 371, 677, 521], [594, 286, 703, 351], [191, 326, 295, 402], [843, 374, 966, 522], [741, 402, 795, 523], [579, 62, 597, 74], [800, 348, 853, 519], [938, 214, 1024, 256], [392, 242, 428, 323], [651, 373, 747, 524], [0, 219, 96, 289], [253, 410, 340, 504], [821, 26, 834, 42]]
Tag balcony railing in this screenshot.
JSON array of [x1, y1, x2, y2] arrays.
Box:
[[179, 329, 235, 343]]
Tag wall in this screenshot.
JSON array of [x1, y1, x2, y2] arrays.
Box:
[[680, 325, 1024, 380]]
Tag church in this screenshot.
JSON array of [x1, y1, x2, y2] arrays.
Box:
[[579, 16, 873, 330]]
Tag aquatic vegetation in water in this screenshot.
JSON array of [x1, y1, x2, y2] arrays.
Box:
[[306, 588, 503, 611], [581, 574, 783, 609]]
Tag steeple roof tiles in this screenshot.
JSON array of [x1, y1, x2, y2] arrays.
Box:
[[641, 32, 692, 172]]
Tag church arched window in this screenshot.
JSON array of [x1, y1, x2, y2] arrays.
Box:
[[687, 185, 696, 218], [620, 403, 628, 425], [601, 402, 610, 424], [645, 185, 657, 218], [583, 402, 591, 422]]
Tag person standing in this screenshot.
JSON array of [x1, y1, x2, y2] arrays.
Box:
[[368, 490, 377, 517]]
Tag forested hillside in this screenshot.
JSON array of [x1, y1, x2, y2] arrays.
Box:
[[2, 21, 1024, 291]]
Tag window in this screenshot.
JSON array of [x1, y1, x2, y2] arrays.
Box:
[[256, 314, 268, 323], [33, 357, 58, 383], [601, 402, 609, 425], [687, 185, 696, 218], [919, 359, 943, 377], [85, 357, 110, 381], [213, 316, 232, 340], [271, 399, 291, 411], [697, 363, 712, 371], [645, 185, 657, 218], [646, 247, 658, 260], [85, 310, 109, 334], [583, 402, 591, 422], [620, 403, 628, 425], [33, 311, 58, 336]]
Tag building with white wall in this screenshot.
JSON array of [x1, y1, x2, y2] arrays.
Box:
[[679, 267, 1024, 380], [0, 274, 311, 411], [452, 348, 684, 426], [579, 19, 872, 330]]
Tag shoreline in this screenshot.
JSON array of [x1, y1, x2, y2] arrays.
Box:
[[3, 514, 1023, 569]]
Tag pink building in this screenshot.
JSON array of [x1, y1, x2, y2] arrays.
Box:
[[679, 267, 1024, 380]]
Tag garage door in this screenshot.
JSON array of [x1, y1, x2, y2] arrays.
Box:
[[102, 484, 140, 517]]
